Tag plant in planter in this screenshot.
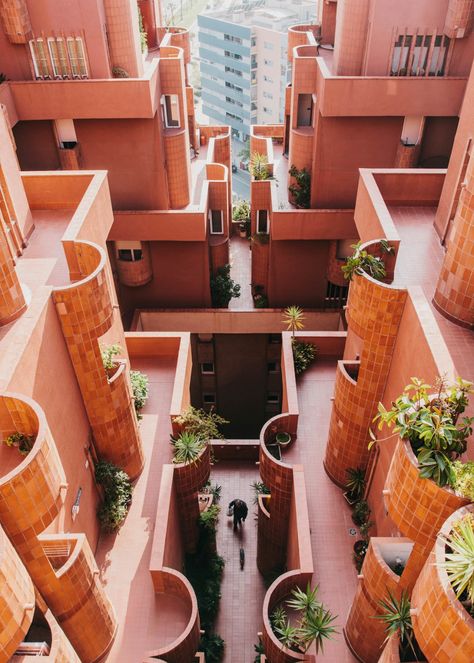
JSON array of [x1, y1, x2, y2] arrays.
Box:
[[440, 513, 474, 617], [276, 432, 291, 447], [95, 460, 133, 532], [233, 199, 250, 237], [198, 632, 225, 663], [100, 343, 122, 371], [352, 520, 373, 572], [251, 480, 271, 504], [351, 499, 371, 527], [253, 639, 265, 663], [202, 480, 222, 503], [171, 431, 207, 464], [283, 305, 305, 338], [288, 165, 311, 209], [374, 590, 425, 662], [271, 584, 338, 654], [3, 431, 34, 456], [250, 152, 271, 180], [199, 504, 221, 533], [137, 5, 148, 53], [253, 285, 269, 308], [341, 241, 394, 282], [451, 461, 474, 501], [344, 467, 366, 505], [173, 406, 228, 440], [210, 264, 241, 308], [130, 370, 149, 420], [283, 306, 318, 376], [371, 377, 474, 488]]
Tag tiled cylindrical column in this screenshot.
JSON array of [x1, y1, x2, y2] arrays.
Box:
[[103, 0, 144, 77], [333, 0, 370, 75], [433, 152, 474, 329], [0, 525, 35, 660], [394, 142, 421, 168], [324, 271, 407, 486], [444, 0, 474, 38], [0, 0, 31, 43], [174, 445, 211, 553], [412, 505, 474, 661], [53, 242, 144, 480], [0, 228, 26, 325]]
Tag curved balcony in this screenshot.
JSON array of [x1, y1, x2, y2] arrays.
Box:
[[209, 235, 230, 273], [157, 26, 191, 63], [345, 538, 412, 663], [53, 241, 113, 339], [287, 24, 320, 62], [53, 241, 143, 480], [145, 568, 200, 663], [377, 635, 401, 663], [412, 504, 474, 661], [386, 439, 469, 553], [38, 533, 117, 663], [163, 129, 191, 209], [262, 570, 314, 663], [0, 525, 35, 660], [0, 394, 66, 553], [115, 243, 153, 287], [0, 230, 27, 326], [288, 126, 314, 175]]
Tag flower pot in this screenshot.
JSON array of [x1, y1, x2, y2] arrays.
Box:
[[276, 432, 291, 447], [353, 539, 368, 557]]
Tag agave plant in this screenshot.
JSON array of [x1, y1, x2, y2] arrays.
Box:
[[250, 152, 270, 180], [345, 467, 366, 501], [286, 583, 321, 614], [374, 590, 418, 660], [270, 605, 287, 631], [283, 305, 305, 338], [297, 605, 338, 654], [441, 514, 474, 606], [171, 431, 206, 464], [274, 619, 299, 650]]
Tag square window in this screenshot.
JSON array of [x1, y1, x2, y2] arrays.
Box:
[[267, 393, 280, 404], [209, 210, 224, 234], [203, 393, 216, 404], [201, 362, 215, 374], [268, 362, 279, 373]]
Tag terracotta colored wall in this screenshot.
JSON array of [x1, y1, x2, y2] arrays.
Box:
[[0, 0, 111, 81], [434, 148, 474, 328], [435, 61, 474, 238], [311, 116, 403, 208], [268, 240, 330, 307], [114, 241, 212, 323], [418, 117, 459, 167], [14, 120, 60, 171], [103, 0, 143, 78], [333, 0, 370, 75], [0, 227, 26, 325]]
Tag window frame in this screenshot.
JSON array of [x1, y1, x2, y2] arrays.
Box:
[[161, 94, 181, 128], [209, 209, 224, 235], [257, 210, 269, 234]]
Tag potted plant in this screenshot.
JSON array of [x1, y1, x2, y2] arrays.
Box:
[[371, 377, 473, 489], [173, 406, 228, 440], [130, 369, 149, 421], [95, 460, 133, 532], [282, 306, 318, 376], [210, 264, 241, 308], [341, 240, 394, 282], [276, 432, 291, 447], [440, 513, 474, 617], [352, 520, 373, 572], [100, 343, 123, 379], [374, 590, 426, 661], [3, 431, 34, 456], [351, 499, 371, 527], [288, 165, 311, 209], [250, 152, 271, 180], [233, 199, 250, 238], [270, 583, 338, 654], [344, 467, 366, 505], [172, 431, 207, 464]]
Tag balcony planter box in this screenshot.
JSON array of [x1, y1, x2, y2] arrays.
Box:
[[276, 432, 291, 447]]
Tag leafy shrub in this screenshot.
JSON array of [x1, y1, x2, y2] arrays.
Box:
[[95, 461, 132, 532], [451, 461, 474, 500], [185, 549, 225, 628], [289, 165, 311, 208], [201, 480, 222, 503], [342, 241, 393, 282], [372, 377, 473, 487], [173, 406, 228, 440], [130, 370, 149, 420], [199, 633, 225, 663], [199, 504, 220, 533], [292, 340, 317, 376], [172, 431, 206, 464], [232, 199, 250, 222], [210, 264, 241, 308], [100, 343, 122, 370], [351, 500, 371, 527], [251, 481, 271, 504], [137, 6, 148, 53], [250, 152, 270, 180], [3, 431, 34, 456]]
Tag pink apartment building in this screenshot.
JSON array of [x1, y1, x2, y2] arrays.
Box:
[[0, 1, 473, 662]]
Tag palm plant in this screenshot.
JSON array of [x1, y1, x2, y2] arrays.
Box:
[[172, 431, 206, 464], [287, 583, 321, 614], [250, 152, 270, 180], [274, 619, 299, 650], [297, 605, 338, 654], [441, 514, 474, 606], [345, 467, 366, 501], [374, 590, 418, 660], [283, 305, 305, 338], [270, 605, 287, 631]]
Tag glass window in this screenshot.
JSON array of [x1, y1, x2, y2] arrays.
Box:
[[67, 37, 88, 77], [201, 362, 215, 374], [209, 210, 223, 234], [203, 393, 216, 404], [162, 94, 180, 128], [29, 39, 50, 78], [257, 210, 269, 234]]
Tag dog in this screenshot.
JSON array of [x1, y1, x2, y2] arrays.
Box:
[[239, 547, 245, 570]]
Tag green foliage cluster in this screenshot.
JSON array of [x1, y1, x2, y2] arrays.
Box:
[[100, 343, 122, 371], [372, 377, 473, 488], [137, 6, 148, 53], [3, 431, 34, 456], [341, 241, 393, 282], [95, 461, 132, 532], [199, 504, 221, 534], [201, 480, 222, 504], [251, 480, 271, 504], [130, 370, 149, 420], [250, 152, 271, 180], [210, 264, 241, 308], [451, 461, 474, 501], [292, 340, 317, 376], [172, 431, 206, 464], [345, 467, 366, 502], [198, 633, 225, 663], [173, 405, 228, 440], [270, 584, 338, 654], [374, 590, 421, 662], [288, 165, 311, 208], [441, 514, 474, 614], [232, 199, 250, 222]]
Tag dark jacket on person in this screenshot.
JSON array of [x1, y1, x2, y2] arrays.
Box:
[[229, 499, 248, 522]]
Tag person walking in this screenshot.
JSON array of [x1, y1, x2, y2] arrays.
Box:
[[228, 498, 248, 531]]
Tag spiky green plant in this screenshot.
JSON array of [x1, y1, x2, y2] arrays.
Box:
[[274, 619, 299, 650], [250, 152, 270, 180], [441, 514, 474, 605], [345, 467, 366, 501], [172, 431, 206, 464], [297, 605, 338, 653], [283, 305, 305, 338], [270, 605, 287, 631], [342, 242, 388, 282], [286, 583, 321, 615], [374, 590, 417, 659]]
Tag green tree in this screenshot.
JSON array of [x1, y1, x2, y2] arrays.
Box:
[[210, 264, 241, 308]]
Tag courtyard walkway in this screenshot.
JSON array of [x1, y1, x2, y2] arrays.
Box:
[[229, 235, 254, 309]]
